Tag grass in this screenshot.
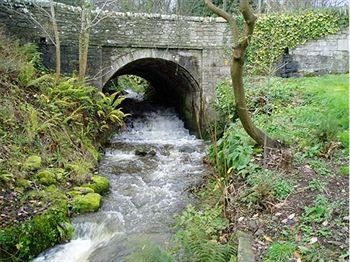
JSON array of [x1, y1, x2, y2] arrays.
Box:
[[208, 73, 349, 261], [0, 33, 126, 260]]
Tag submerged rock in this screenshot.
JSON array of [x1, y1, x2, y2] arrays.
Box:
[[72, 193, 102, 213], [23, 155, 42, 171], [135, 148, 157, 157]]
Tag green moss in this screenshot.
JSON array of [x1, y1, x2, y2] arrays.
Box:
[[84, 175, 109, 195], [247, 11, 342, 74], [16, 178, 31, 189], [23, 155, 42, 171], [67, 186, 94, 197], [0, 208, 73, 261], [340, 165, 349, 176], [72, 192, 102, 213], [37, 169, 57, 186], [28, 185, 68, 210]]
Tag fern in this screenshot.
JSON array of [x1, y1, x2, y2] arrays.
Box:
[[126, 241, 173, 262], [175, 205, 237, 262]]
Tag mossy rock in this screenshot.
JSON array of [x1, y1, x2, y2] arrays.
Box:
[[67, 186, 94, 197], [16, 178, 31, 189], [84, 175, 109, 195], [0, 208, 72, 261], [27, 185, 68, 210], [23, 155, 42, 171], [37, 169, 57, 186], [72, 192, 102, 213], [50, 168, 66, 181]]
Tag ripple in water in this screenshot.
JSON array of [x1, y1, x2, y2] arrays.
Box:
[[34, 109, 208, 261]]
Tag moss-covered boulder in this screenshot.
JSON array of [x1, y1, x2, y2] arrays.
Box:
[[72, 192, 102, 213], [16, 178, 31, 189], [0, 208, 72, 261], [37, 169, 57, 186], [28, 185, 68, 210], [23, 155, 42, 171], [84, 175, 109, 195], [67, 186, 94, 197]]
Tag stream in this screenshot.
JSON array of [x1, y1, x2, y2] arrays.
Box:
[[35, 108, 209, 261]]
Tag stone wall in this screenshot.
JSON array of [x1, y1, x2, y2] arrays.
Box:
[[0, 0, 231, 136], [290, 29, 349, 75]]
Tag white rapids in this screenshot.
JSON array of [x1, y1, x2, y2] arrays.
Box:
[[34, 108, 208, 261]]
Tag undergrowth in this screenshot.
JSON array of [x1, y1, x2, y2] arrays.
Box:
[[209, 74, 349, 261], [0, 33, 126, 260], [174, 205, 237, 262]]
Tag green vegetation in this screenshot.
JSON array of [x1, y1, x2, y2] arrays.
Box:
[[174, 205, 237, 262], [216, 74, 349, 153], [204, 73, 349, 261], [0, 208, 73, 261], [0, 33, 125, 260], [104, 75, 150, 95], [247, 11, 344, 74], [265, 242, 296, 262]]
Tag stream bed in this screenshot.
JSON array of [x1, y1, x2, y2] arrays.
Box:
[[35, 108, 209, 261]]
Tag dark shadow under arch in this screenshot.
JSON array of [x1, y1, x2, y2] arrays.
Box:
[[104, 58, 202, 136]]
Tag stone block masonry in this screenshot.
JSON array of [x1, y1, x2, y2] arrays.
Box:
[[290, 29, 349, 75], [0, 0, 348, 134]]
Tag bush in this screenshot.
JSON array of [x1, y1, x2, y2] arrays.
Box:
[[0, 208, 73, 261], [246, 11, 343, 74], [0, 33, 126, 260], [175, 205, 237, 262]]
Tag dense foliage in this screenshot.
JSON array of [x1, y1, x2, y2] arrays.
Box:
[[174, 205, 237, 261], [246, 10, 345, 74], [0, 33, 125, 260], [210, 74, 349, 261]]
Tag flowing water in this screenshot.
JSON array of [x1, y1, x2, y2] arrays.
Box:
[[35, 108, 209, 261]]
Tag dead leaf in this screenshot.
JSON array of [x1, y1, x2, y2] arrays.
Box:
[[309, 237, 318, 244], [295, 231, 302, 242], [288, 213, 295, 220], [263, 235, 273, 242], [294, 251, 302, 261]]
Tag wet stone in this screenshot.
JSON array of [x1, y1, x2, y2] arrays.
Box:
[[34, 109, 209, 261]]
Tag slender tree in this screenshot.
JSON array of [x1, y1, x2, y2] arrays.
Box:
[[1, 1, 62, 80], [78, 0, 92, 81], [204, 0, 278, 148], [49, 0, 61, 81], [78, 0, 114, 81]]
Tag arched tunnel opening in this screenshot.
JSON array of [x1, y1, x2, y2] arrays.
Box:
[[103, 58, 202, 136]]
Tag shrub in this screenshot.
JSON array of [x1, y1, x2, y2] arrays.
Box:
[[246, 11, 343, 74], [175, 205, 237, 262]]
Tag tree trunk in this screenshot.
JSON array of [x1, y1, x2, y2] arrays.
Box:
[[50, 1, 60, 81], [223, 0, 227, 11], [231, 50, 277, 148], [78, 2, 91, 81], [204, 0, 278, 148]]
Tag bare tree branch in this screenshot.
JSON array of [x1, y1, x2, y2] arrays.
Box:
[[204, 0, 240, 42]]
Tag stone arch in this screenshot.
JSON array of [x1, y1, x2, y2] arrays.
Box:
[[103, 49, 203, 136]]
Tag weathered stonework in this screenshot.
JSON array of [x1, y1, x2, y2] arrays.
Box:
[[0, 1, 230, 136], [290, 29, 349, 75], [0, 1, 348, 134]]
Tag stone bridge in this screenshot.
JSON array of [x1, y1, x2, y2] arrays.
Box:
[[0, 1, 231, 136], [1, 1, 348, 136]]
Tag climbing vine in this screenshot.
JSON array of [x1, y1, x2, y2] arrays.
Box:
[[246, 10, 346, 74]]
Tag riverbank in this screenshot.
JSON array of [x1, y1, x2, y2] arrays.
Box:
[[184, 74, 349, 261], [0, 34, 125, 260]]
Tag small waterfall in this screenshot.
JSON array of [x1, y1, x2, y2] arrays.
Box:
[[35, 108, 208, 261]]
